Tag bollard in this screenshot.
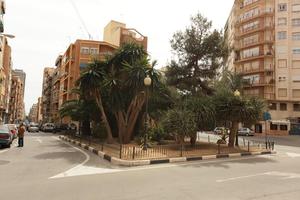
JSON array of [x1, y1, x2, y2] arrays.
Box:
[[180, 144, 183, 157], [265, 141, 268, 149], [247, 141, 250, 152], [218, 144, 220, 154], [101, 143, 104, 151], [272, 141, 275, 151], [208, 135, 210, 143], [119, 144, 122, 159], [132, 146, 136, 160], [243, 138, 245, 147]]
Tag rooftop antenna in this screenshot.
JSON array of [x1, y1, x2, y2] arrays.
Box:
[[69, 0, 92, 40]]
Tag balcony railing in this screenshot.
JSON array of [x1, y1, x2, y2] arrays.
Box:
[[243, 78, 275, 87], [235, 51, 273, 63], [236, 23, 274, 38], [238, 65, 274, 75], [237, 9, 274, 25], [236, 38, 274, 50]]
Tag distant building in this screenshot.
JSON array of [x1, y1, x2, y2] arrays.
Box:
[[9, 73, 24, 123], [41, 67, 55, 122], [103, 20, 148, 51], [29, 103, 38, 123]]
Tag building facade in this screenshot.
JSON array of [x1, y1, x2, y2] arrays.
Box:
[[29, 103, 38, 123], [103, 20, 148, 51], [226, 0, 300, 135], [41, 67, 54, 123], [9, 74, 24, 123]]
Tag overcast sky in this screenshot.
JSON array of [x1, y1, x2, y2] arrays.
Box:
[[5, 0, 234, 113]]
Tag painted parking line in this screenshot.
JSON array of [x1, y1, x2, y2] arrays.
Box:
[[216, 171, 300, 183]]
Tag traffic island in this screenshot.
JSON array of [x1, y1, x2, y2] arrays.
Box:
[[59, 135, 276, 167]]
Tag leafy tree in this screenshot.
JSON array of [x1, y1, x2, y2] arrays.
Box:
[[162, 108, 197, 145], [166, 13, 226, 96]]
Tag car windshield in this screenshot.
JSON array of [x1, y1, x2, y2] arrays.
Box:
[[7, 125, 16, 130]]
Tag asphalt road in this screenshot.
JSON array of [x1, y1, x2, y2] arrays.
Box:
[[1, 132, 300, 200]]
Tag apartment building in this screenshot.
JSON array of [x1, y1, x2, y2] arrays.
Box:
[[58, 40, 117, 117], [37, 97, 43, 123], [104, 20, 148, 51], [226, 0, 300, 135], [41, 67, 54, 122], [50, 56, 62, 123], [29, 103, 38, 123], [9, 74, 24, 123]]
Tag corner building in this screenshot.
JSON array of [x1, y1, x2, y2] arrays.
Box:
[[226, 0, 300, 135]]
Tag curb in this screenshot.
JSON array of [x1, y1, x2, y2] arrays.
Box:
[[58, 136, 276, 167]]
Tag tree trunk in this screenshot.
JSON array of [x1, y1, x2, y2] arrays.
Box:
[[95, 90, 114, 144], [228, 121, 238, 147], [81, 119, 91, 136], [190, 134, 197, 146], [116, 93, 145, 144]]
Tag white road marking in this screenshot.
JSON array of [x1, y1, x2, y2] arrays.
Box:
[[0, 149, 8, 154], [217, 171, 300, 183], [50, 137, 121, 179], [286, 152, 300, 158]]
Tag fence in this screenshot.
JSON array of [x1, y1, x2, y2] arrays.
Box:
[[63, 132, 274, 161]]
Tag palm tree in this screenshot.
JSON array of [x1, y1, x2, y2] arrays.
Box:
[[103, 43, 161, 144], [213, 89, 265, 147], [77, 60, 114, 143]]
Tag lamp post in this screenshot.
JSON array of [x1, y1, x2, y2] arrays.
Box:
[[143, 75, 152, 150]]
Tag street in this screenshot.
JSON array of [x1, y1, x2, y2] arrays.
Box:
[[0, 132, 300, 200]]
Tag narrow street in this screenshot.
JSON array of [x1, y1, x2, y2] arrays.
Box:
[[1, 132, 300, 200]]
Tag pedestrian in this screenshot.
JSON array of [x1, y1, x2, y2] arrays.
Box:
[[18, 123, 26, 147]]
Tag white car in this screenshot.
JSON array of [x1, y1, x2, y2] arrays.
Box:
[[238, 128, 254, 136], [28, 123, 39, 132]]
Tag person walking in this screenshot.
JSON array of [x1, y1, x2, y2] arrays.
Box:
[[18, 123, 26, 147]]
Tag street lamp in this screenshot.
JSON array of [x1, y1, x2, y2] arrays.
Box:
[[0, 33, 15, 39], [234, 89, 241, 97], [143, 75, 152, 150]]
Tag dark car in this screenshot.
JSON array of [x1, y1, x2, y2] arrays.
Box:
[[0, 125, 13, 148]]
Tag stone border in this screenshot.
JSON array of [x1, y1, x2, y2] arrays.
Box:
[[59, 136, 276, 167]]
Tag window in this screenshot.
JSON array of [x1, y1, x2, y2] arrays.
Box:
[[270, 123, 278, 131], [277, 46, 287, 54], [292, 4, 300, 12], [278, 31, 287, 40], [242, 47, 259, 58], [90, 48, 98, 55], [278, 18, 287, 26], [280, 103, 287, 111], [293, 89, 300, 98], [278, 59, 287, 68], [292, 18, 300, 26], [278, 88, 288, 97], [294, 104, 300, 111], [293, 48, 300, 54], [292, 32, 300, 40], [269, 103, 277, 110], [292, 76, 300, 82], [280, 125, 288, 131], [278, 3, 287, 11], [292, 60, 300, 68], [80, 47, 89, 54]]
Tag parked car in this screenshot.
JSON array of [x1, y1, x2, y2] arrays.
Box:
[[238, 128, 254, 136], [0, 125, 13, 148], [6, 124, 18, 139], [28, 123, 39, 132], [214, 127, 229, 135], [41, 123, 55, 132]]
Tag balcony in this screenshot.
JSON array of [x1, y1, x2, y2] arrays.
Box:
[[235, 52, 273, 63], [235, 23, 274, 39], [238, 65, 274, 75], [236, 9, 274, 26], [236, 39, 274, 50], [239, 0, 260, 10], [243, 78, 275, 88]]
